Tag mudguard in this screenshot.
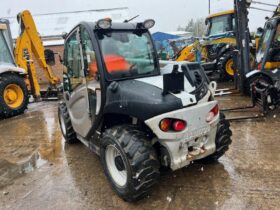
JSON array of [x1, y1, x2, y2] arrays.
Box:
[[217, 44, 234, 58], [246, 69, 280, 83], [0, 65, 26, 75]]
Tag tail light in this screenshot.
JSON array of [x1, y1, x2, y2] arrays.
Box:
[[159, 119, 171, 132], [160, 119, 186, 132], [206, 104, 219, 123], [173, 120, 186, 132]]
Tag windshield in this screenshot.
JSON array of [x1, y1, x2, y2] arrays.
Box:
[[206, 15, 233, 36], [256, 24, 274, 63], [0, 31, 14, 65], [97, 30, 158, 80]]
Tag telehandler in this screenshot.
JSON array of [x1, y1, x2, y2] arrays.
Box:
[[220, 0, 280, 119], [246, 8, 280, 112], [58, 18, 232, 201]]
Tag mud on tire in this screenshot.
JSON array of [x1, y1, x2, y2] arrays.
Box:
[[100, 125, 160, 202], [0, 73, 28, 118], [200, 113, 232, 164], [58, 102, 79, 144]]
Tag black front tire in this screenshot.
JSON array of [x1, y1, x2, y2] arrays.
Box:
[[244, 75, 272, 96], [0, 73, 28, 118], [100, 125, 160, 202], [58, 102, 79, 144], [200, 113, 232, 164], [219, 51, 235, 81]]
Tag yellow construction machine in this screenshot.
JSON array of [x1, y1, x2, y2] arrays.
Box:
[[174, 10, 238, 80], [15, 10, 60, 99], [175, 5, 280, 81], [0, 10, 60, 118], [0, 19, 28, 118]]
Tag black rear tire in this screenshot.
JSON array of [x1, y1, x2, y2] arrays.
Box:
[[58, 102, 79, 144], [199, 113, 232, 164], [0, 73, 29, 118], [100, 125, 160, 202]]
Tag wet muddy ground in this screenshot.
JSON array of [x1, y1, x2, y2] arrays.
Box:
[[0, 93, 280, 210]]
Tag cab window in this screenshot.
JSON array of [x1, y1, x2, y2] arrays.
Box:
[[64, 30, 83, 90], [0, 32, 14, 65], [97, 30, 158, 80], [80, 26, 97, 81], [207, 15, 232, 36]]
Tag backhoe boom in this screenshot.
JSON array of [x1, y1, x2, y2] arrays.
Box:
[[14, 10, 59, 98]]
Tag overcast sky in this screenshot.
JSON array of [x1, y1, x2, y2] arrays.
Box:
[[0, 0, 279, 32]]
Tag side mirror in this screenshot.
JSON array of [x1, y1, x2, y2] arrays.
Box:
[[45, 49, 56, 66]]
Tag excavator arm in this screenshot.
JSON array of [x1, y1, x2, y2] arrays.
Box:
[[14, 10, 59, 98]]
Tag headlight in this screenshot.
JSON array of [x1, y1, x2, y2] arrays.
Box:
[[143, 19, 155, 29], [97, 18, 112, 29]]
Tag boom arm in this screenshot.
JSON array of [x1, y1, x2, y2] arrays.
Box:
[[14, 10, 59, 98]]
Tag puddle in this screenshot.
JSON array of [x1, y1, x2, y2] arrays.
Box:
[[0, 101, 63, 189], [0, 152, 47, 189], [18, 152, 48, 174]]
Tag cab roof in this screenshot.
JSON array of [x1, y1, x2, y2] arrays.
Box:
[[86, 21, 147, 31], [207, 10, 235, 20]]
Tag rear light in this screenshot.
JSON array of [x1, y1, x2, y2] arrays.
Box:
[[257, 63, 262, 70], [159, 119, 186, 132], [206, 104, 219, 123], [173, 120, 186, 131], [159, 119, 171, 132]]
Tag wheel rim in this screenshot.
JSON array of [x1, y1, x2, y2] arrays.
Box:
[[105, 145, 127, 187], [59, 111, 67, 136], [225, 58, 235, 76], [3, 84, 24, 109]]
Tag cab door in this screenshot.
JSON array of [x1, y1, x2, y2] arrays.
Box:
[[63, 27, 93, 138], [80, 25, 102, 124]]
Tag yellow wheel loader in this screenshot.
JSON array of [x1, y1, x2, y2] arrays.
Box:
[[0, 19, 29, 118], [0, 10, 60, 118]]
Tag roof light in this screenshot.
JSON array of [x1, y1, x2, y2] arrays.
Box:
[[143, 19, 155, 29], [97, 18, 112, 29]]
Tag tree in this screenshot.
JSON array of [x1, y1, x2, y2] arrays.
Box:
[[179, 18, 207, 37]]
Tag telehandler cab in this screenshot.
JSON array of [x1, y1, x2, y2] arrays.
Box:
[[58, 18, 232, 201]]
